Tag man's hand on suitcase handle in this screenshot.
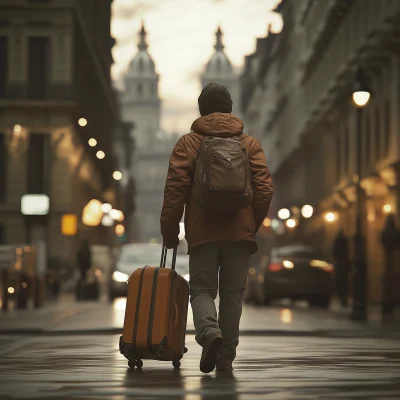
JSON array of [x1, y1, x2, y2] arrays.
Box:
[[163, 236, 180, 249]]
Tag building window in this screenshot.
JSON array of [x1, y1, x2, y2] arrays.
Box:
[[27, 37, 50, 99], [137, 83, 142, 96], [0, 133, 6, 202], [0, 224, 4, 244], [384, 100, 390, 157], [374, 106, 380, 161], [0, 36, 7, 98], [27, 134, 51, 194], [150, 83, 155, 97]]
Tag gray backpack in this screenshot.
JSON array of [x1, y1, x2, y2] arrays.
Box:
[[193, 136, 253, 212]]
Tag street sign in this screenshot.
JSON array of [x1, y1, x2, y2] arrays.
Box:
[[0, 245, 14, 270]]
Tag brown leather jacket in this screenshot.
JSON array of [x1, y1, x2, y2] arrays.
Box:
[[160, 112, 274, 254]]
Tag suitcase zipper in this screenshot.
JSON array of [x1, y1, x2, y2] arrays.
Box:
[[132, 266, 147, 353], [147, 267, 160, 353]]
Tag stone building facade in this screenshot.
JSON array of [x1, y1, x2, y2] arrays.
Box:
[[241, 0, 400, 304], [0, 0, 121, 267]]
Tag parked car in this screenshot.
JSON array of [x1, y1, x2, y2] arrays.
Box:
[[108, 243, 189, 301], [245, 244, 334, 308]]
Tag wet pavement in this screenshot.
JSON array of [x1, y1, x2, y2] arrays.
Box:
[[1, 294, 399, 337], [0, 334, 399, 399]]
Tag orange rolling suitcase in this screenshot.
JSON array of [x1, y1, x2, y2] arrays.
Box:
[[119, 246, 189, 369]]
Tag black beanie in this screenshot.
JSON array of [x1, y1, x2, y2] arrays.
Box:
[[198, 82, 233, 116]]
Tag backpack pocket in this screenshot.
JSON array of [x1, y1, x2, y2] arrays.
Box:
[[209, 150, 246, 192]]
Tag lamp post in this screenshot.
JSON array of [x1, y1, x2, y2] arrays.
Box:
[[351, 67, 371, 321]]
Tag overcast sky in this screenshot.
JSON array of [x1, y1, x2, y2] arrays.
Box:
[[111, 0, 283, 134]]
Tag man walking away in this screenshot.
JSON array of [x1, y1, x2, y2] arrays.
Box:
[[77, 240, 92, 281], [161, 83, 273, 373], [333, 229, 350, 308]]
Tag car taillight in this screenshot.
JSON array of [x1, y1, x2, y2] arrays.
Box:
[[268, 263, 283, 272]]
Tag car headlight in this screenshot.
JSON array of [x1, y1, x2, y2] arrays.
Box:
[[112, 271, 129, 283]]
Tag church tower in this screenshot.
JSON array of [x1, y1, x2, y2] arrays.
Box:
[[121, 22, 161, 149], [201, 27, 241, 118]]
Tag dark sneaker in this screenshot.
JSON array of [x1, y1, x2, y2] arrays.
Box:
[[200, 333, 223, 373]]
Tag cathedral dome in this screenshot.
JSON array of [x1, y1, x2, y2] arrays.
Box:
[[126, 23, 157, 78]]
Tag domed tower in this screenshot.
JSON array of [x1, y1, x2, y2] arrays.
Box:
[[201, 27, 241, 118], [121, 22, 161, 149]]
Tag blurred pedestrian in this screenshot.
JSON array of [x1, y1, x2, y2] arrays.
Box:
[[333, 229, 350, 307], [161, 82, 274, 373], [77, 240, 92, 281]]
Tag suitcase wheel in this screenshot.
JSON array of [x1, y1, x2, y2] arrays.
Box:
[[172, 360, 181, 369], [128, 359, 143, 369]]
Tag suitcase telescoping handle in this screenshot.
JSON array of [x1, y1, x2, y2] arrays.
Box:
[[160, 246, 177, 270]]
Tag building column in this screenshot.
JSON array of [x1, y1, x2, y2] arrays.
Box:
[[389, 55, 400, 165]]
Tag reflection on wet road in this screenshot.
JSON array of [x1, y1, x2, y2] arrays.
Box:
[[0, 334, 399, 399]]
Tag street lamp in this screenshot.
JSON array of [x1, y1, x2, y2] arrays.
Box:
[[352, 67, 371, 322], [278, 208, 290, 220], [96, 150, 105, 160], [301, 205, 314, 219]]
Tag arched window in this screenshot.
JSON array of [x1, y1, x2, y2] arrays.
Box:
[[137, 83, 142, 96]]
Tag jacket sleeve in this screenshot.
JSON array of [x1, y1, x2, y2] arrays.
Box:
[[249, 138, 274, 233], [160, 135, 193, 242]]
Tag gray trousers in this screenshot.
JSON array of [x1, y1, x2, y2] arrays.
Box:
[[189, 241, 252, 363]]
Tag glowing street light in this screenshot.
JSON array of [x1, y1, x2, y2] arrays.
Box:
[[115, 224, 125, 237], [278, 208, 290, 220], [286, 219, 296, 228], [78, 118, 88, 127], [263, 218, 271, 227], [352, 91, 371, 108], [383, 204, 392, 214], [101, 214, 114, 227], [101, 203, 112, 213], [113, 171, 123, 181], [13, 124, 22, 136], [301, 205, 314, 219], [96, 150, 105, 160], [325, 212, 337, 223], [352, 68, 371, 108], [110, 209, 124, 222], [88, 138, 97, 147]]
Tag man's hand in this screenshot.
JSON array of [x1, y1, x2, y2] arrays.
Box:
[[163, 237, 179, 249]]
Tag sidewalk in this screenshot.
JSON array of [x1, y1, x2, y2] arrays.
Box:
[[1, 294, 399, 338]]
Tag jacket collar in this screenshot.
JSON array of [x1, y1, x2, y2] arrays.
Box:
[[190, 112, 244, 137]]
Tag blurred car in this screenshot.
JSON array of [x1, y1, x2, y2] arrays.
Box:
[[245, 244, 334, 308], [108, 243, 189, 301]]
